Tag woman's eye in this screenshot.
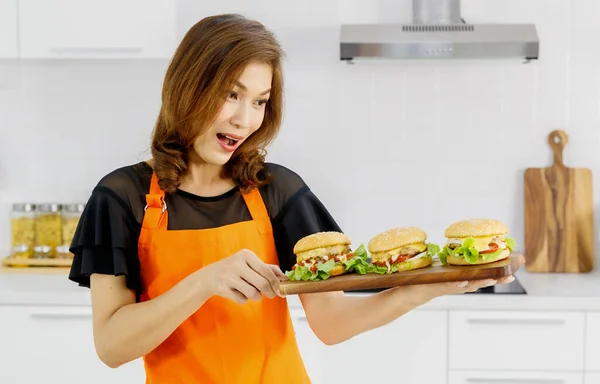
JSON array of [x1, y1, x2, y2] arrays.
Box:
[[228, 91, 238, 100], [256, 99, 268, 107]]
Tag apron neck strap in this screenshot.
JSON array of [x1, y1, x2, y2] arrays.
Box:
[[241, 187, 270, 222], [143, 172, 168, 230], [143, 173, 269, 229]]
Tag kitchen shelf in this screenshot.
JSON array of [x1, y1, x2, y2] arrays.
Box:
[[1, 256, 72, 274]]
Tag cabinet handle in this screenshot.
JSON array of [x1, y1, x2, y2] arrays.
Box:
[[466, 379, 564, 384], [296, 316, 308, 322], [30, 312, 92, 320], [466, 318, 566, 326], [50, 47, 143, 55]]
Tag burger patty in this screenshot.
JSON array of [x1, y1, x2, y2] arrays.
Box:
[[371, 249, 424, 267], [292, 252, 355, 274], [370, 242, 427, 265]]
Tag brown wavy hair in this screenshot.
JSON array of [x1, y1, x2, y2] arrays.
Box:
[[151, 14, 285, 194]]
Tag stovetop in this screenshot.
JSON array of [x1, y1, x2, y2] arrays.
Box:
[[344, 277, 527, 295], [466, 277, 527, 294]]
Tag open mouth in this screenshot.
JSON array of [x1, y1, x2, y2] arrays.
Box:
[[217, 133, 240, 146], [216, 133, 243, 150]]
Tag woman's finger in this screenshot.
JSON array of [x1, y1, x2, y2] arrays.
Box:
[[240, 267, 276, 299], [224, 288, 250, 305], [231, 278, 262, 301]]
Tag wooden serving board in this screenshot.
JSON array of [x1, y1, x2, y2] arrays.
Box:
[[524, 130, 594, 273], [279, 253, 524, 295]]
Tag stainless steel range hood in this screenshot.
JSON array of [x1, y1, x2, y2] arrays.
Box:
[[340, 0, 540, 62]]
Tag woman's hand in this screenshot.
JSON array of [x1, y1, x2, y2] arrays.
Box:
[[406, 275, 516, 302], [198, 249, 285, 304]]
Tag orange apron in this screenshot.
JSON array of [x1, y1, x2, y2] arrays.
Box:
[[138, 173, 311, 383]]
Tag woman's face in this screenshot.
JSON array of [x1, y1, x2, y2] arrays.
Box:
[[191, 62, 273, 166]]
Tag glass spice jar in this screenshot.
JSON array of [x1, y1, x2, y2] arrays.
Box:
[[35, 203, 63, 258], [10, 203, 36, 259], [61, 203, 84, 248], [55, 245, 73, 260], [33, 245, 52, 259]]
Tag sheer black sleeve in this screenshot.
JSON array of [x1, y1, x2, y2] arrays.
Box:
[[272, 187, 343, 273], [68, 186, 142, 299]]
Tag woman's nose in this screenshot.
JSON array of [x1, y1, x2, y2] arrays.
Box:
[[231, 104, 251, 129]]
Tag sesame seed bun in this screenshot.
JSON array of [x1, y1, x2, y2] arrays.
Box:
[[444, 218, 509, 238], [367, 227, 427, 253], [293, 231, 351, 254], [395, 253, 434, 271], [328, 264, 347, 277]]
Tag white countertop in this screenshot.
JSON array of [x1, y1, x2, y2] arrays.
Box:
[[1, 267, 600, 311]]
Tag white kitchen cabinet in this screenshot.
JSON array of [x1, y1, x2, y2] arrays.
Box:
[[292, 307, 448, 384], [585, 312, 600, 371], [449, 310, 585, 371], [323, 309, 448, 384], [0, 0, 18, 58], [449, 370, 584, 384], [585, 373, 600, 384], [0, 305, 145, 384], [18, 0, 177, 59]]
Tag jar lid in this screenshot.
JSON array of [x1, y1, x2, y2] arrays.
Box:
[[34, 245, 52, 253], [12, 244, 31, 252], [64, 203, 86, 213], [56, 245, 71, 253], [38, 203, 62, 213], [12, 203, 36, 212]]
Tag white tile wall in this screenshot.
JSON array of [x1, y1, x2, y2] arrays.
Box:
[[1, 0, 599, 267]]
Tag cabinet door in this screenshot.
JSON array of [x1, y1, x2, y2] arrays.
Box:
[[449, 310, 585, 371], [0, 305, 145, 384], [0, 0, 18, 58], [19, 0, 177, 58], [449, 370, 583, 384], [586, 312, 600, 370], [321, 310, 448, 384]]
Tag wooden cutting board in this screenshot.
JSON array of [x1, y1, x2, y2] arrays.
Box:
[[279, 253, 524, 295], [523, 130, 594, 273]]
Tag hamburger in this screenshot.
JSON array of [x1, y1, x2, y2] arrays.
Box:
[[285, 231, 369, 281], [438, 218, 517, 265], [367, 227, 440, 274]]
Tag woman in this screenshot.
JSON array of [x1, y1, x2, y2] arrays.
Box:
[[68, 13, 513, 383]]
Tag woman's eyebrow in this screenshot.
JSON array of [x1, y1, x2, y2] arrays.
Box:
[[234, 80, 271, 95]]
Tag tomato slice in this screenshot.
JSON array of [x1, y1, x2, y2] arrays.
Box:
[[480, 242, 500, 254]]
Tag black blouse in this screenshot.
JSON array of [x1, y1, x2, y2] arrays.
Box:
[[68, 161, 342, 299]]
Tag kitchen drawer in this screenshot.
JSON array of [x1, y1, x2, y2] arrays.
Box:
[[449, 370, 583, 384], [321, 309, 448, 384], [0, 305, 145, 383], [449, 310, 585, 371], [585, 312, 600, 371]]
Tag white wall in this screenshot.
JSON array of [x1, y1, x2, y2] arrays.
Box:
[[1, 0, 600, 268]]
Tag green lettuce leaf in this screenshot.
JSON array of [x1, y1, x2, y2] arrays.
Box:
[[284, 258, 335, 281], [343, 243, 370, 275], [505, 237, 517, 251], [438, 237, 480, 265], [438, 236, 517, 265], [426, 242, 440, 257], [284, 243, 370, 281]]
